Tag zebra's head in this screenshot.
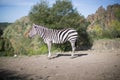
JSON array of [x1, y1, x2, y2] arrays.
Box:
[[28, 24, 38, 38]]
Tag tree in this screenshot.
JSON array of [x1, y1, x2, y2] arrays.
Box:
[[29, 0, 50, 25], [29, 0, 85, 29], [0, 28, 3, 37], [29, 0, 91, 51], [110, 20, 120, 38], [114, 4, 120, 21]]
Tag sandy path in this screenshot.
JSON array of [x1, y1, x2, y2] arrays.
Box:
[[0, 50, 120, 80]]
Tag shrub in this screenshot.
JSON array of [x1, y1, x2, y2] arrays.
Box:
[[0, 38, 14, 56], [29, 0, 92, 51]]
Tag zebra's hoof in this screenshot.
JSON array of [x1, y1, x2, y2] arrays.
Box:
[[14, 54, 17, 57], [47, 56, 52, 60], [70, 56, 77, 59]]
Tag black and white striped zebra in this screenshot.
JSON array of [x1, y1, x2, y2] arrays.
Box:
[[28, 24, 78, 58]]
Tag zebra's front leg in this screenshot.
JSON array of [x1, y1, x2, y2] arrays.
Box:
[[46, 41, 52, 58]]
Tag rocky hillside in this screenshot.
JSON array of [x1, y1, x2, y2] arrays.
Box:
[[87, 4, 120, 38], [87, 4, 120, 28], [92, 38, 120, 50]]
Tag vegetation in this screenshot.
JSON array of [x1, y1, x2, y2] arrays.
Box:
[[88, 20, 120, 39], [0, 22, 12, 37], [1, 0, 91, 56], [0, 38, 14, 56], [1, 1, 120, 56], [0, 23, 13, 56], [0, 28, 3, 37], [0, 22, 12, 30], [87, 4, 120, 39], [29, 0, 91, 51]]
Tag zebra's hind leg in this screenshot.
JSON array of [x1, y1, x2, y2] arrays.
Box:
[[70, 41, 76, 58]]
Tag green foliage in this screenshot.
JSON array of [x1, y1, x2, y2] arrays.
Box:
[[0, 22, 12, 37], [29, 0, 92, 51], [109, 20, 120, 38], [0, 22, 14, 56], [0, 28, 3, 37], [29, 0, 49, 25], [87, 4, 120, 39], [0, 38, 14, 56], [2, 16, 49, 56], [2, 0, 92, 56], [115, 5, 120, 21], [0, 22, 12, 31], [89, 24, 103, 39], [101, 20, 120, 39], [88, 20, 120, 39]]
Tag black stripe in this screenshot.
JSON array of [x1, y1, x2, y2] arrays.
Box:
[[58, 29, 68, 41], [61, 29, 71, 41], [68, 34, 78, 40], [66, 30, 78, 41]]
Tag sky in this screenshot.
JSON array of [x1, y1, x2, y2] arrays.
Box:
[[0, 0, 120, 23]]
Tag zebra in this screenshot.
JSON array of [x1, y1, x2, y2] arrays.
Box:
[[28, 24, 78, 58]]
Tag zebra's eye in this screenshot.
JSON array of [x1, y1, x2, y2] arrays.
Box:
[[34, 26, 37, 28]]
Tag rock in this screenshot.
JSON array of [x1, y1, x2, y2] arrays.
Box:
[[87, 4, 120, 32], [92, 39, 120, 50]]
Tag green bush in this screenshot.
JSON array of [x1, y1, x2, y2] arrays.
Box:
[[2, 0, 93, 56], [0, 38, 14, 56], [29, 0, 92, 51], [88, 20, 120, 39]]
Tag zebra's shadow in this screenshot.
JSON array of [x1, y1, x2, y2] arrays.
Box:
[[49, 53, 88, 59]]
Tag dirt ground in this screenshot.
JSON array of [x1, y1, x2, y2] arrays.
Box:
[[0, 50, 120, 80]]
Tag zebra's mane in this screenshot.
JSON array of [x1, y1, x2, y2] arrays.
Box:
[[36, 25, 48, 30], [36, 25, 69, 31], [34, 24, 73, 31]]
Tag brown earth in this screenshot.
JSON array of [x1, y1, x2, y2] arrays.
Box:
[[0, 50, 120, 80]]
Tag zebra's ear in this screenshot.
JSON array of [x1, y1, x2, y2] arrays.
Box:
[[33, 25, 37, 28], [33, 23, 37, 28], [33, 23, 35, 26], [34, 26, 37, 28]]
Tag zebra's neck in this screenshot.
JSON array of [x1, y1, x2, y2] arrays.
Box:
[[37, 27, 47, 38]]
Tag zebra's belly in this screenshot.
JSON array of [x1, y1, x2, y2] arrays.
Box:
[[44, 38, 64, 44], [52, 39, 65, 44]]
